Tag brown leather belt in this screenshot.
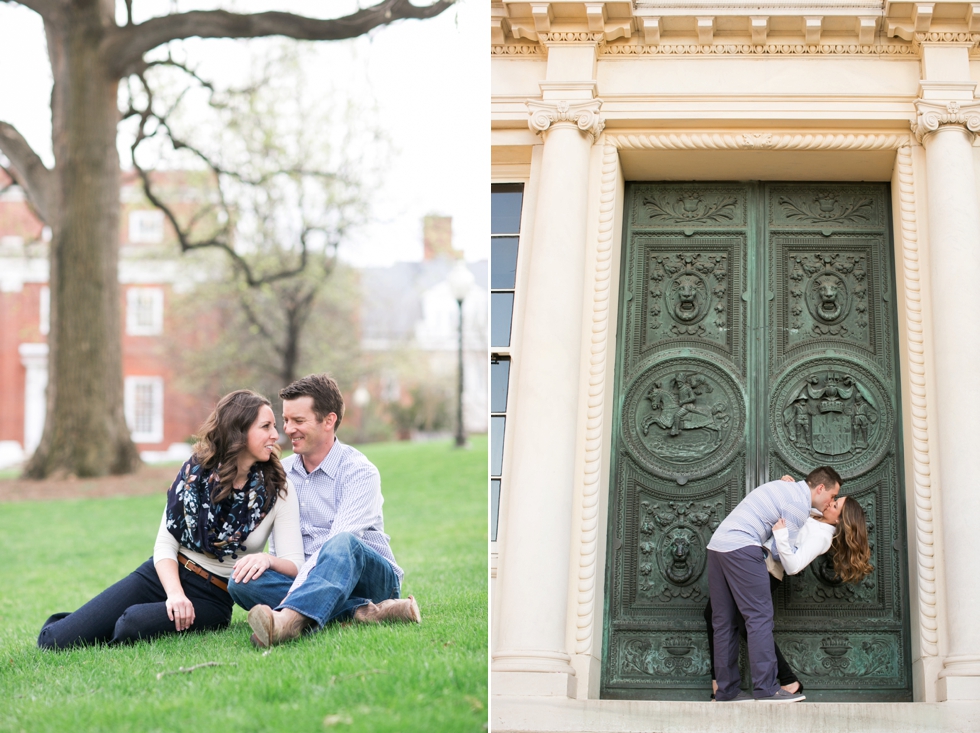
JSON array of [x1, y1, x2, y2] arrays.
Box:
[[177, 553, 229, 593]]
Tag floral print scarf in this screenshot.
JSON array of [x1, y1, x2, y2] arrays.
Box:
[[165, 456, 274, 561]]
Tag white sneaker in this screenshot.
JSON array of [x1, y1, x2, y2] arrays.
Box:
[[757, 689, 805, 703]]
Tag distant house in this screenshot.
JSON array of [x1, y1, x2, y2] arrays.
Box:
[[0, 171, 210, 469], [358, 216, 488, 434]]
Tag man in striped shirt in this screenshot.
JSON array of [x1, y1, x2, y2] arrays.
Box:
[[707, 466, 841, 702], [228, 374, 420, 647]]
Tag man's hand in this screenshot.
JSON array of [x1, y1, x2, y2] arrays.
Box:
[[166, 593, 195, 631], [233, 553, 273, 584], [780, 475, 795, 482], [773, 518, 786, 531]]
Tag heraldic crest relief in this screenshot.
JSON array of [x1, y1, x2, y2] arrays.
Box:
[[770, 360, 893, 475], [622, 359, 745, 480]]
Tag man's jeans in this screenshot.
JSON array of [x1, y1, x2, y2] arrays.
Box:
[[228, 532, 400, 627]]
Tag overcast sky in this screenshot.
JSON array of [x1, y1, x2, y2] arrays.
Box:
[[0, 0, 487, 267]]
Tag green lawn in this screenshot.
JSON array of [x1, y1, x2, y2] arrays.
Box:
[[0, 437, 488, 733]]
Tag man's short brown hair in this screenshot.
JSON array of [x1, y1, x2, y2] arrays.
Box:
[[280, 374, 345, 429], [806, 465, 843, 490]]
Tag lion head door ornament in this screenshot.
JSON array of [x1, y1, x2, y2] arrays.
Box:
[[781, 372, 879, 458], [808, 270, 849, 324], [666, 271, 709, 325]]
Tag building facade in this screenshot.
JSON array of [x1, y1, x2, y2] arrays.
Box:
[[0, 174, 208, 468], [491, 1, 980, 729]]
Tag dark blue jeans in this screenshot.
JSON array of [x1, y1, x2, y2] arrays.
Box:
[[228, 532, 400, 627], [38, 558, 233, 650]]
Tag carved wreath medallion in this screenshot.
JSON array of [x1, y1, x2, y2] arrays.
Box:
[[770, 358, 892, 476], [622, 358, 745, 479]]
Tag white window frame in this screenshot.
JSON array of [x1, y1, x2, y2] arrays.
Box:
[[125, 376, 164, 444], [39, 286, 50, 336], [126, 286, 164, 335], [128, 209, 165, 244]]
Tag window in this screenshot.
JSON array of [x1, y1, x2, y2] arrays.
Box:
[[490, 183, 524, 542], [125, 376, 164, 444], [490, 355, 511, 542], [129, 210, 165, 244], [39, 286, 50, 336], [126, 287, 164, 335], [491, 183, 522, 347]]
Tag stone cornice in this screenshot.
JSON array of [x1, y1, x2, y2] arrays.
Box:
[[493, 1, 980, 54], [601, 41, 917, 56], [527, 99, 606, 143], [912, 99, 980, 142]]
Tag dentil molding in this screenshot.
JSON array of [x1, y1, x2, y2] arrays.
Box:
[[912, 100, 980, 142], [527, 99, 606, 143]]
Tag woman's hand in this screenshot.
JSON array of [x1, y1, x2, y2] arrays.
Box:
[[233, 553, 273, 584], [780, 475, 795, 482], [166, 593, 196, 631], [773, 518, 786, 531]]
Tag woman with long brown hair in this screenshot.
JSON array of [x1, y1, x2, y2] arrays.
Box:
[[38, 390, 304, 649]]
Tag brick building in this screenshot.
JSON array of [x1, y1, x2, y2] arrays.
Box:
[[0, 171, 210, 469]]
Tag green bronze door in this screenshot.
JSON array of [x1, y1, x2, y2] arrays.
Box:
[[601, 182, 911, 702]]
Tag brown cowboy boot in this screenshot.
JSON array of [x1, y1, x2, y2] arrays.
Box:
[[354, 595, 422, 625], [248, 605, 310, 647]]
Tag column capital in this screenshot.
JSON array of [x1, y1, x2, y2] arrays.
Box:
[[527, 98, 605, 143], [912, 98, 980, 142]]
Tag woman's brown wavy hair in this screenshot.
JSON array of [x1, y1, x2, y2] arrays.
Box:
[[192, 390, 287, 508], [831, 497, 874, 584]]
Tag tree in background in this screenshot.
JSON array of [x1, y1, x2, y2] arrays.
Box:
[[0, 0, 452, 479], [129, 46, 375, 420]]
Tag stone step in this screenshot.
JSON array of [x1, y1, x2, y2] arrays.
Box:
[[492, 696, 980, 733]]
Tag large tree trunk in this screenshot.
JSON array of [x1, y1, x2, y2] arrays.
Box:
[[25, 3, 140, 478]]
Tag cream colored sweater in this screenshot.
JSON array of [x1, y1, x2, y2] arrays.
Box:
[[153, 478, 304, 579]]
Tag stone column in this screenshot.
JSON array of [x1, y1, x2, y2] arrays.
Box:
[[490, 92, 604, 697], [914, 95, 980, 701]]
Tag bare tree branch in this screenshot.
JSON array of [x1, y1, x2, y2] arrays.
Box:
[[0, 0, 66, 21], [0, 120, 55, 222], [105, 0, 454, 78]]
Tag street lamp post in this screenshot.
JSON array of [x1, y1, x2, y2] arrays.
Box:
[[448, 260, 475, 448]]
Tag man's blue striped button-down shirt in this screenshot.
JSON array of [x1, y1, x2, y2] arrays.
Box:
[[707, 479, 811, 560]]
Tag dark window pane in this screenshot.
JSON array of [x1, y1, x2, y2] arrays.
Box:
[[491, 415, 505, 476], [491, 479, 501, 542], [491, 357, 510, 413], [491, 237, 519, 289], [491, 190, 523, 234], [491, 292, 514, 347]]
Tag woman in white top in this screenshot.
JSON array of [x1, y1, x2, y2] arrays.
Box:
[[38, 390, 305, 649], [704, 479, 873, 699]]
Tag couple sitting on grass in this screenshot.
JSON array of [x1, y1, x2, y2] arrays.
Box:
[[38, 374, 420, 651]]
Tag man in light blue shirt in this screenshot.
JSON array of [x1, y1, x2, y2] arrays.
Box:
[[228, 374, 420, 647], [707, 466, 841, 702]]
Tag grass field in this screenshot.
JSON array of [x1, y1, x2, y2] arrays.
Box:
[[0, 437, 488, 733]]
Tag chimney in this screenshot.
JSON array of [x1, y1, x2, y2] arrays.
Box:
[[423, 215, 457, 260]]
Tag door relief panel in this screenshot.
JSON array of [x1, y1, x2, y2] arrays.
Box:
[[605, 182, 910, 702], [621, 356, 745, 481]]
